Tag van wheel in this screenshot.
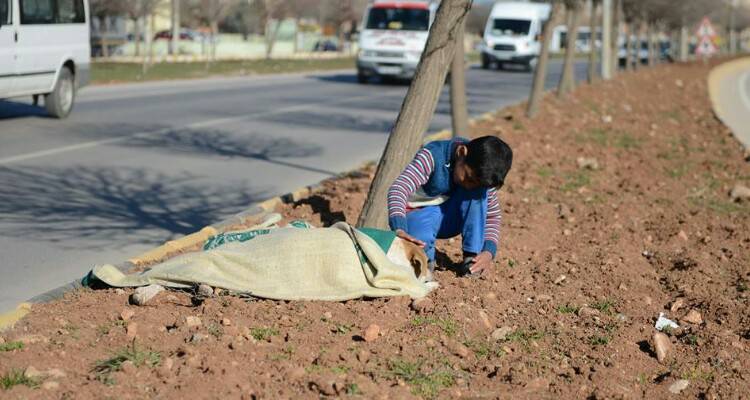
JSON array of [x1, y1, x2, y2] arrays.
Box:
[[481, 53, 490, 69], [525, 57, 538, 72], [45, 67, 75, 119], [357, 72, 367, 84]]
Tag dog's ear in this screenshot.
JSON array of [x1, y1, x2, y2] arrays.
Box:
[[399, 240, 428, 279]]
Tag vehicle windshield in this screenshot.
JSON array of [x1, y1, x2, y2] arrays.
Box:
[[366, 7, 430, 31], [1, 0, 9, 25], [491, 19, 531, 36]]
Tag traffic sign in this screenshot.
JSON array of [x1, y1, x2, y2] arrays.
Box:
[[696, 17, 717, 39], [695, 36, 717, 56]]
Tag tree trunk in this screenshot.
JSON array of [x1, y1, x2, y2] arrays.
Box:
[[526, 1, 563, 118], [211, 20, 219, 61], [558, 2, 580, 97], [134, 17, 142, 57], [624, 23, 633, 71], [679, 25, 688, 62], [450, 22, 469, 138], [293, 18, 300, 53], [587, 0, 598, 84], [610, 0, 620, 77], [101, 16, 110, 58], [265, 19, 282, 59], [170, 0, 180, 56], [142, 14, 152, 75], [600, 0, 612, 79], [647, 24, 655, 66], [356, 0, 473, 229]]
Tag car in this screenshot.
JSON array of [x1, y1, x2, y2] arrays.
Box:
[[153, 29, 198, 41], [480, 1, 551, 72]]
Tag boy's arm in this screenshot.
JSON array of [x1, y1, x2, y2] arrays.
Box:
[[387, 148, 435, 232], [482, 188, 502, 258]]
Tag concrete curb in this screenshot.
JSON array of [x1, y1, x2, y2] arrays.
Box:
[[0, 110, 497, 332], [707, 56, 750, 150]]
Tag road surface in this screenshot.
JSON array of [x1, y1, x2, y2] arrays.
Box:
[[0, 60, 590, 312], [708, 57, 750, 149]]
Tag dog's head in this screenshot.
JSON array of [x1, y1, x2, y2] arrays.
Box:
[[386, 237, 431, 282]]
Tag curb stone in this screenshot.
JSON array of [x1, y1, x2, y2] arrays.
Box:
[[0, 112, 495, 331]]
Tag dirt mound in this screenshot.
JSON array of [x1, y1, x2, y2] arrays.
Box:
[[1, 61, 748, 399]]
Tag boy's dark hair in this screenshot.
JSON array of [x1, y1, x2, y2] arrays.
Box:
[[464, 136, 513, 188]]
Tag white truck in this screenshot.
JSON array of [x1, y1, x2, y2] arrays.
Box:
[[0, 0, 91, 118], [356, 0, 438, 83], [480, 1, 551, 72]]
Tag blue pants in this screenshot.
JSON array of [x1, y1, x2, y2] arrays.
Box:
[[405, 188, 487, 261]]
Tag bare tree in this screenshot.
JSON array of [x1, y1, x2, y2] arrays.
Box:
[[450, 20, 469, 138], [261, 0, 289, 59], [171, 0, 180, 56], [559, 0, 582, 96], [587, 0, 599, 83], [90, 0, 126, 58], [526, 1, 564, 118], [610, 0, 621, 76], [357, 0, 473, 229], [122, 0, 160, 58]]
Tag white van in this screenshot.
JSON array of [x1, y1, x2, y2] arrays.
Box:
[[480, 1, 550, 72], [0, 0, 90, 118], [356, 0, 438, 83]]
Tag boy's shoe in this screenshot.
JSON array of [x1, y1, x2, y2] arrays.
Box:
[[458, 256, 477, 278]]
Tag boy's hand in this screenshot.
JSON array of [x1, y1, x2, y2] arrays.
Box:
[[469, 251, 493, 275], [395, 229, 425, 248]]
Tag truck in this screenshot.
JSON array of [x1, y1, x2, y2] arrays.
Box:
[[480, 1, 551, 72]]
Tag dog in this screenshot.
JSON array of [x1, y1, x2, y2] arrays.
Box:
[[385, 236, 432, 282]]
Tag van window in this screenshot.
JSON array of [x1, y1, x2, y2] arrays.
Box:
[[21, 0, 55, 24], [366, 7, 429, 31], [1, 0, 10, 25], [57, 0, 85, 23], [492, 19, 531, 36]]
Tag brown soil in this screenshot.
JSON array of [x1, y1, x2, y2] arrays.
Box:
[[1, 61, 749, 399]]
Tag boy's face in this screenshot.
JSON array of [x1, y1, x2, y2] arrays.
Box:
[[453, 145, 481, 190]]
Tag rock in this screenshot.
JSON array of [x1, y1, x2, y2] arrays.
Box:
[[602, 115, 613, 124], [363, 324, 380, 342], [410, 298, 433, 313], [46, 368, 66, 379], [197, 284, 214, 298], [24, 366, 43, 379], [670, 298, 686, 313], [553, 275, 567, 285], [0, 336, 4, 344], [446, 340, 470, 358], [221, 318, 232, 326], [730, 184, 750, 202], [653, 332, 672, 363], [578, 306, 599, 318], [675, 79, 684, 88], [677, 230, 689, 241], [114, 288, 125, 295], [126, 323, 138, 340], [576, 157, 600, 170], [120, 309, 135, 322], [357, 349, 370, 364], [536, 294, 553, 302], [121, 360, 137, 375], [478, 311, 492, 330], [162, 357, 174, 371], [190, 333, 207, 343], [323, 311, 333, 320], [491, 327, 513, 341], [185, 316, 202, 328], [131, 284, 165, 306], [42, 381, 60, 390], [309, 375, 339, 396], [682, 310, 703, 325], [669, 379, 689, 394]]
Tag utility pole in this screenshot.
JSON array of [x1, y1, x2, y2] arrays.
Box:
[[730, 0, 738, 55], [601, 0, 612, 79], [170, 0, 180, 56]]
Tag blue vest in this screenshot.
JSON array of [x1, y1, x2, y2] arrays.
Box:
[[421, 137, 468, 197]]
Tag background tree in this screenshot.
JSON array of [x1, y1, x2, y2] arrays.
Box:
[[89, 0, 126, 58], [122, 0, 160, 58], [450, 20, 469, 138], [558, 0, 582, 96], [526, 0, 564, 117], [587, 0, 599, 83], [357, 0, 474, 229]]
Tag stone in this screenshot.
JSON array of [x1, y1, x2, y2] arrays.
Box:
[[682, 310, 703, 325], [601, 115, 613, 124], [478, 310, 492, 330], [126, 323, 138, 340], [536, 294, 553, 302], [675, 79, 684, 88], [121, 360, 137, 375], [576, 157, 599, 170], [120, 309, 135, 322], [446, 340, 470, 358], [42, 381, 60, 390], [363, 324, 380, 342], [24, 366, 43, 379], [131, 284, 165, 306], [197, 284, 214, 298], [190, 333, 208, 343], [323, 311, 333, 320], [670, 298, 686, 313], [677, 230, 689, 241], [578, 306, 599, 318], [0, 336, 4, 344], [730, 184, 750, 202], [46, 368, 66, 379], [653, 332, 672, 363], [221, 318, 232, 326], [491, 326, 513, 341], [553, 275, 567, 285], [669, 379, 689, 394], [185, 316, 202, 328], [410, 298, 434, 313], [162, 357, 174, 371], [114, 288, 125, 295], [357, 349, 370, 363]]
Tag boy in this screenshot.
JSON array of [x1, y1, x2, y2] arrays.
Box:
[[387, 135, 513, 277]]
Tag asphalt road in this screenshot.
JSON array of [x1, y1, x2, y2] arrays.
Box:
[[0, 60, 590, 313]]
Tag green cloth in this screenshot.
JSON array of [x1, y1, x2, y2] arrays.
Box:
[[356, 227, 397, 254]]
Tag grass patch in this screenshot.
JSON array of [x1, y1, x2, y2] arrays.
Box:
[[561, 171, 591, 192], [91, 342, 160, 383], [507, 259, 517, 268], [345, 382, 361, 395], [505, 329, 544, 347], [91, 58, 356, 84], [589, 335, 611, 346], [613, 132, 640, 149], [207, 323, 223, 339], [0, 369, 40, 390], [333, 323, 354, 335], [0, 341, 24, 352], [556, 304, 580, 314], [681, 365, 714, 382], [512, 121, 525, 131], [250, 327, 280, 341], [591, 299, 616, 315], [388, 359, 455, 399], [536, 166, 554, 178], [411, 316, 458, 337]]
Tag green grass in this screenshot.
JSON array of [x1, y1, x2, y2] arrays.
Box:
[[388, 359, 455, 399], [345, 383, 361, 395], [91, 57, 356, 84], [536, 166, 554, 178], [505, 329, 545, 346], [91, 342, 161, 383], [207, 323, 223, 338], [561, 171, 591, 192], [250, 327, 280, 341], [411, 316, 458, 337], [333, 323, 354, 335], [556, 304, 580, 314], [591, 299, 616, 315], [589, 335, 611, 346], [0, 341, 24, 352], [0, 369, 40, 390]]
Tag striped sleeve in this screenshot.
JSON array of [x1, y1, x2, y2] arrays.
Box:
[[387, 148, 435, 232], [482, 188, 502, 258]]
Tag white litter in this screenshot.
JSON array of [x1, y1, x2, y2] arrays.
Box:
[[655, 312, 680, 331]]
